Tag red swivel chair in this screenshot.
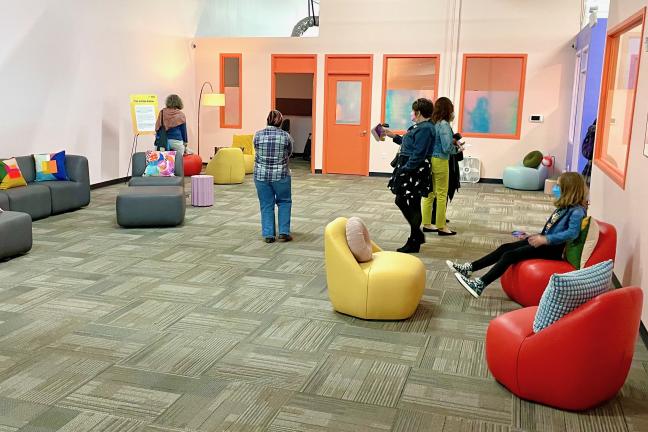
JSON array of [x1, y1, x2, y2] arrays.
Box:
[[183, 153, 203, 177], [501, 221, 617, 306], [486, 287, 642, 411]]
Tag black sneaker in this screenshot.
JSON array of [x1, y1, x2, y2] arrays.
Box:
[[446, 260, 472, 277], [264, 237, 276, 243], [454, 273, 484, 298], [278, 234, 293, 242]]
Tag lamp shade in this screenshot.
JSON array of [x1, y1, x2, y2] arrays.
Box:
[[201, 93, 225, 106]]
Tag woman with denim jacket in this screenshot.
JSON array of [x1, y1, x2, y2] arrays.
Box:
[[447, 172, 588, 298], [384, 98, 436, 253], [423, 97, 460, 236]]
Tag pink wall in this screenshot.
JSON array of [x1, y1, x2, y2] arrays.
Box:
[[590, 0, 648, 323], [194, 0, 580, 178], [1, 1, 199, 184]]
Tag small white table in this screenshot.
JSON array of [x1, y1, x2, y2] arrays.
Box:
[[191, 175, 214, 207]]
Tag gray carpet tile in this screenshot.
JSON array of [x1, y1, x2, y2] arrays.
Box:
[[0, 161, 646, 431]]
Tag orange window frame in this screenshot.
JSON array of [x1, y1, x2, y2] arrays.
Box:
[[380, 54, 440, 133], [458, 53, 527, 140], [594, 7, 646, 189], [220, 53, 243, 129]]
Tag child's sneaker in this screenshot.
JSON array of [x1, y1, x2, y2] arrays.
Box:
[[454, 273, 484, 298], [446, 260, 472, 277]]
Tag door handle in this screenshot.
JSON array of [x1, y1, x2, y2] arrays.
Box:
[[361, 130, 367, 136]]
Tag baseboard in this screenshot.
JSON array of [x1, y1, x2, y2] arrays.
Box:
[[479, 178, 504, 184], [314, 169, 322, 174], [369, 172, 391, 177], [641, 322, 648, 351], [90, 177, 130, 189]]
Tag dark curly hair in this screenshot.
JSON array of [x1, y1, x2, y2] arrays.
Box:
[[412, 98, 434, 118], [431, 97, 454, 123], [165, 94, 184, 110]]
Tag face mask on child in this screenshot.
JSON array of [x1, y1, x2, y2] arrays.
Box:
[[552, 184, 561, 199]]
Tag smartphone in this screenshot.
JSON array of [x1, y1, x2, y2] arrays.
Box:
[[512, 230, 527, 238], [371, 123, 389, 141]]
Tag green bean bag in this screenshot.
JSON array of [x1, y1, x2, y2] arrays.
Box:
[[523, 150, 543, 168]]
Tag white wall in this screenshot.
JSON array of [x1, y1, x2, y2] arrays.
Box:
[[590, 0, 648, 323], [195, 0, 580, 178], [285, 116, 312, 153], [0, 0, 201, 184]]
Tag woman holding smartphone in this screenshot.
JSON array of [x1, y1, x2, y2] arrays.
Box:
[[384, 98, 436, 253]]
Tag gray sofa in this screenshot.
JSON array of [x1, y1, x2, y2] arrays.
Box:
[[129, 152, 184, 187], [0, 211, 32, 260], [0, 155, 90, 220]]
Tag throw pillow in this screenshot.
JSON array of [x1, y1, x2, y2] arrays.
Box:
[[533, 259, 613, 332], [0, 158, 28, 190], [33, 153, 57, 181], [33, 151, 70, 182], [564, 217, 600, 269], [143, 150, 176, 177], [346, 217, 373, 263], [523, 150, 543, 168], [579, 218, 600, 268]]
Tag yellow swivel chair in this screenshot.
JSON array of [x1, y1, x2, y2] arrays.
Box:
[[232, 134, 255, 174], [324, 217, 425, 320], [205, 147, 245, 184]]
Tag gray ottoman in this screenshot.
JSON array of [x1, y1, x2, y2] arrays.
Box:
[[0, 211, 32, 260], [116, 186, 185, 228]]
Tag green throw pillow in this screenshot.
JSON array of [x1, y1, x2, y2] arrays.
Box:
[[565, 217, 590, 268], [564, 217, 599, 269], [523, 150, 543, 168]]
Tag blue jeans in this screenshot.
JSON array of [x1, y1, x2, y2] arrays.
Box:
[[254, 177, 292, 238]]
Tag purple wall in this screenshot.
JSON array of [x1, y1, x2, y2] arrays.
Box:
[[575, 18, 607, 172]]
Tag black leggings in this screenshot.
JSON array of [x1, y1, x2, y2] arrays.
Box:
[[472, 240, 564, 287], [395, 195, 424, 243]]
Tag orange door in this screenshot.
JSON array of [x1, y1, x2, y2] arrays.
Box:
[[324, 74, 372, 175]]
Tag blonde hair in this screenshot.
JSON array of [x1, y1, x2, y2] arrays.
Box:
[[555, 172, 588, 208], [166, 94, 184, 110]]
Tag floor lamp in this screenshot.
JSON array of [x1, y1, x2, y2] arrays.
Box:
[[198, 82, 225, 157]]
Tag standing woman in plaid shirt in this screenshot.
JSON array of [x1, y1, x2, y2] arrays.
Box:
[[254, 110, 294, 243]]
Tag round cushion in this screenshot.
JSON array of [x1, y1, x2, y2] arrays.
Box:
[[523, 151, 543, 168], [183, 153, 203, 177], [345, 217, 372, 263]]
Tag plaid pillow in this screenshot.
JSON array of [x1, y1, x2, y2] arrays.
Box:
[[533, 260, 613, 332]]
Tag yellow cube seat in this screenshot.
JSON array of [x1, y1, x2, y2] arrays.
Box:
[[324, 217, 425, 320], [205, 147, 245, 184], [232, 134, 255, 175]]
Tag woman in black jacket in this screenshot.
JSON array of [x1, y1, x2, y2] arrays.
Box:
[[384, 98, 436, 253]]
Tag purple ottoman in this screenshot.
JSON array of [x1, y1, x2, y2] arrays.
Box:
[[191, 175, 214, 207]]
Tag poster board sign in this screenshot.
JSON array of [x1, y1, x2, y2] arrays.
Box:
[[129, 94, 158, 135]]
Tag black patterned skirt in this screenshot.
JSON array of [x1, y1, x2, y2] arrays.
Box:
[[388, 156, 433, 199]]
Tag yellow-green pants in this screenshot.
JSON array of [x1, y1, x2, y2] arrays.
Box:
[[422, 157, 449, 229]]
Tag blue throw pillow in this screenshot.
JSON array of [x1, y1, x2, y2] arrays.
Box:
[[50, 150, 69, 180], [533, 260, 613, 332]]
